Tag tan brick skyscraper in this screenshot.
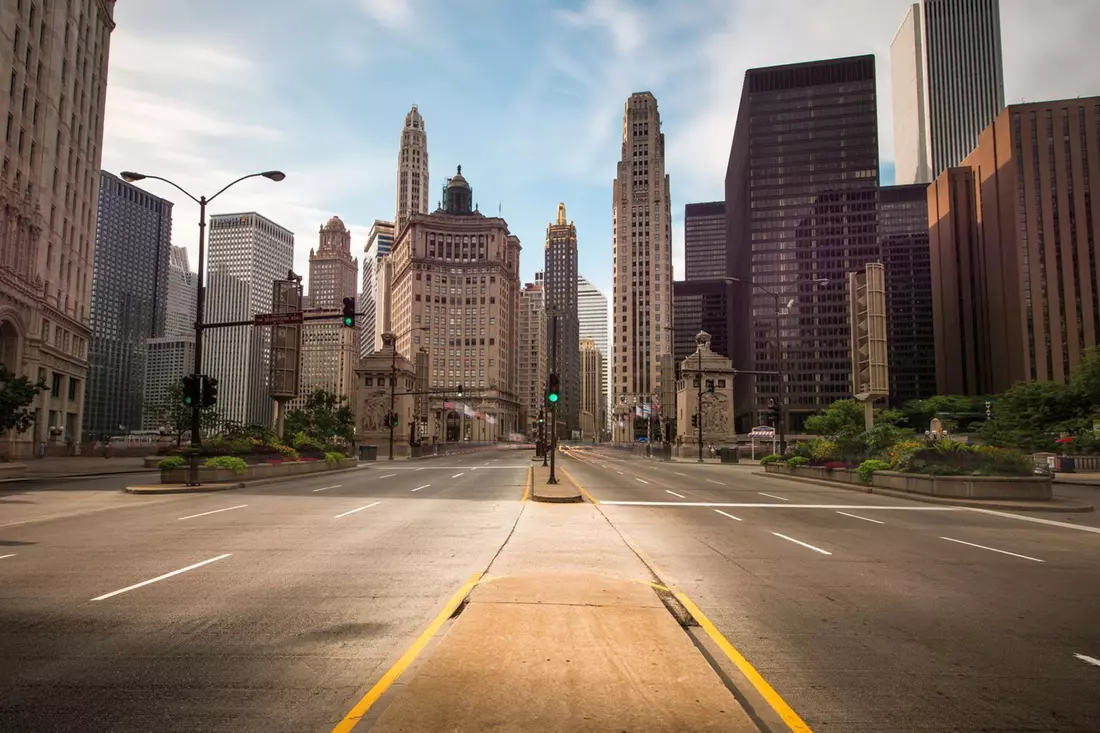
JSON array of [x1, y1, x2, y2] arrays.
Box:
[[612, 92, 673, 440]]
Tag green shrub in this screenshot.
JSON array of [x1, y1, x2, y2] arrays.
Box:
[[293, 431, 322, 451], [276, 445, 299, 462], [786, 456, 809, 467], [858, 459, 891, 483], [809, 438, 839, 462], [157, 456, 186, 470], [788, 442, 813, 460], [324, 451, 345, 465], [202, 456, 248, 472], [759, 454, 784, 465]]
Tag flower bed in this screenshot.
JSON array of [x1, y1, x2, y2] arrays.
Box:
[[161, 456, 356, 484], [764, 462, 1051, 500]]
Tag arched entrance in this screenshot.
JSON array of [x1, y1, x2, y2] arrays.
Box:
[[445, 410, 461, 442], [0, 318, 22, 372]]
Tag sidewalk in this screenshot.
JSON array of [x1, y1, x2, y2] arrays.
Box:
[[20, 456, 152, 479], [344, 460, 760, 732]]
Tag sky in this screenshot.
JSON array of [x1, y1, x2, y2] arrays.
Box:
[[101, 0, 1100, 301]]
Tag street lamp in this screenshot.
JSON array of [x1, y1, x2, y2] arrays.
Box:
[[725, 276, 829, 454], [382, 326, 429, 460], [121, 170, 285, 485]]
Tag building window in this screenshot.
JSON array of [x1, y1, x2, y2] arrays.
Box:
[[365, 377, 373, 386], [51, 372, 61, 395], [68, 378, 78, 401], [378, 377, 386, 387]]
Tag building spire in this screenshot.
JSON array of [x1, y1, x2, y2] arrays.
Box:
[[557, 202, 567, 226]]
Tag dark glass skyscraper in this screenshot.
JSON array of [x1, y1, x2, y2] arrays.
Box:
[[545, 203, 580, 434], [726, 55, 880, 431], [684, 202, 727, 280], [84, 171, 173, 437], [880, 184, 936, 405], [673, 281, 730, 364]]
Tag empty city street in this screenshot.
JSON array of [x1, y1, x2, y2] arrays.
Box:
[[3, 448, 1100, 731]]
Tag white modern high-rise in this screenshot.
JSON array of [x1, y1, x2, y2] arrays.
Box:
[[165, 246, 196, 338], [142, 336, 194, 431], [203, 213, 294, 427], [395, 105, 429, 236], [577, 275, 609, 429], [891, 0, 1005, 184], [612, 92, 673, 439], [359, 219, 394, 358]]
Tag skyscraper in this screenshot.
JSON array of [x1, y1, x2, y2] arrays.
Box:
[[726, 56, 879, 431], [360, 220, 394, 358], [929, 98, 1100, 395], [84, 171, 173, 437], [891, 0, 1005, 184], [580, 338, 604, 441], [203, 213, 294, 427], [684, 202, 726, 280], [308, 216, 358, 309], [577, 275, 609, 429], [292, 217, 359, 409], [518, 282, 547, 435], [673, 281, 730, 364], [395, 105, 429, 236], [544, 203, 580, 435], [0, 1, 117, 455], [165, 246, 196, 338], [880, 184, 936, 405], [389, 166, 523, 439], [142, 336, 194, 431], [613, 92, 673, 437]]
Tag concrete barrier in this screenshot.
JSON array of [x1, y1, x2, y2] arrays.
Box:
[[765, 463, 1051, 500], [0, 462, 28, 480], [161, 458, 357, 484]]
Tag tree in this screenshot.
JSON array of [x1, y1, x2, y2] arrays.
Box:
[[283, 388, 354, 444], [144, 380, 219, 446], [980, 380, 1086, 451], [804, 399, 865, 436], [0, 366, 47, 435]]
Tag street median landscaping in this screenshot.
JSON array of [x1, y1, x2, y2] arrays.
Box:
[[155, 432, 356, 484]]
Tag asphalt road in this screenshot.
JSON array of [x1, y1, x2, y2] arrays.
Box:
[[0, 449, 529, 733], [565, 446, 1100, 732]]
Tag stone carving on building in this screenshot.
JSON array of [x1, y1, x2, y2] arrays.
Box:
[[360, 391, 389, 432]]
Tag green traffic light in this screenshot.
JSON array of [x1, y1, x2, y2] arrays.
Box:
[[548, 393, 559, 403], [343, 316, 353, 327]]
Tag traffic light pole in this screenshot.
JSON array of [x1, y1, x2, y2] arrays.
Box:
[[188, 196, 208, 487], [548, 315, 558, 485], [697, 347, 704, 463]]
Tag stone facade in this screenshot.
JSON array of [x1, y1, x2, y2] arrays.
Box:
[[388, 167, 522, 440], [0, 1, 117, 457], [676, 332, 736, 457], [518, 282, 546, 436], [352, 341, 417, 456]]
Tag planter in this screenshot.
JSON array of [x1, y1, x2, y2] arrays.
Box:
[[161, 458, 357, 484], [764, 463, 1051, 500]]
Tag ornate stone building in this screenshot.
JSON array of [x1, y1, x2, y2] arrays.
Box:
[[395, 105, 429, 236], [676, 332, 736, 458], [1, 1, 117, 456], [388, 166, 522, 440]]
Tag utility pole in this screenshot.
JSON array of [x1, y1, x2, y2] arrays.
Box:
[[548, 315, 559, 484], [697, 347, 704, 463]]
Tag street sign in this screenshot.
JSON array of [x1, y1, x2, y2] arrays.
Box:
[[254, 311, 303, 326]]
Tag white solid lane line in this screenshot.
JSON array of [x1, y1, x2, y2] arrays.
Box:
[[636, 478, 649, 484], [0, 553, 16, 560], [968, 508, 1100, 535], [452, 473, 465, 478], [1074, 653, 1100, 667], [836, 511, 885, 525], [334, 501, 381, 519], [675, 472, 687, 476], [772, 532, 832, 555], [940, 536, 1044, 563], [177, 505, 248, 521], [412, 484, 431, 492], [313, 484, 342, 492], [759, 492, 789, 502], [600, 501, 960, 509], [707, 479, 724, 486], [665, 490, 686, 498], [378, 474, 397, 479], [91, 554, 232, 601], [714, 510, 742, 522], [617, 471, 624, 475]]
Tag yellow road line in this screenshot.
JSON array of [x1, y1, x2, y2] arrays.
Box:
[[522, 466, 531, 502], [332, 572, 483, 732], [558, 466, 598, 504], [673, 591, 814, 733]]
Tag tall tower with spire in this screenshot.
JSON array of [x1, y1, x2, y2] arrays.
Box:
[[395, 104, 430, 235], [544, 202, 580, 435]]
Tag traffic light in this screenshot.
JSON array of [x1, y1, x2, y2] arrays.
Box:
[[547, 373, 560, 404], [201, 376, 218, 408], [341, 297, 356, 327], [181, 375, 200, 407], [389, 411, 399, 427], [457, 384, 464, 398]]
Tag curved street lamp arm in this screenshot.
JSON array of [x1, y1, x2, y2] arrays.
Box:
[[208, 172, 267, 204], [135, 175, 201, 205]]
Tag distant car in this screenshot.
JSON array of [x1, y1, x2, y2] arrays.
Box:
[[637, 437, 649, 443]]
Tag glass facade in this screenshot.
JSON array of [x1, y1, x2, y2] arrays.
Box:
[[880, 184, 936, 405], [684, 202, 726, 280], [727, 55, 880, 430], [84, 171, 173, 437], [673, 281, 730, 365]]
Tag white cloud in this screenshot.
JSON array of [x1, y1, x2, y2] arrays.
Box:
[[358, 0, 416, 30], [107, 28, 257, 86]]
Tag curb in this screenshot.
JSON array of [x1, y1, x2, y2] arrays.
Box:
[[126, 461, 368, 494], [754, 471, 1095, 512]]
